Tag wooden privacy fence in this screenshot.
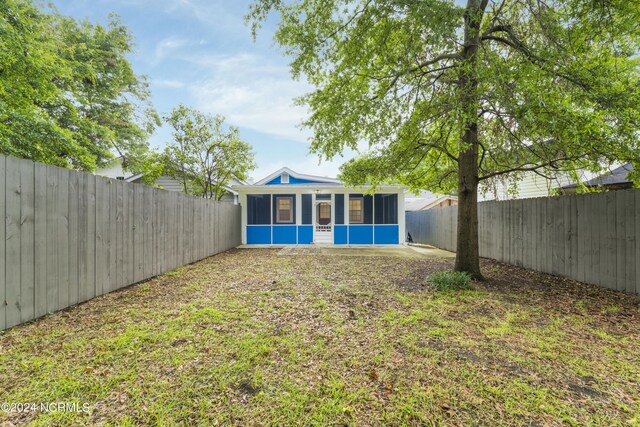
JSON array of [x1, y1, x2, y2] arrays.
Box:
[[406, 189, 640, 295], [1, 155, 241, 331]]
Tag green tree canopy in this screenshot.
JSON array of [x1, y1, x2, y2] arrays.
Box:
[[249, 0, 640, 276], [0, 0, 159, 171], [163, 105, 256, 200]]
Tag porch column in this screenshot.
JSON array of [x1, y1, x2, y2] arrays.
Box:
[[295, 193, 302, 244], [344, 193, 350, 245], [295, 193, 302, 224], [240, 193, 247, 244], [398, 190, 405, 244]]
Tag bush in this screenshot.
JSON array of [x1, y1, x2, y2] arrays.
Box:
[[426, 271, 473, 291]]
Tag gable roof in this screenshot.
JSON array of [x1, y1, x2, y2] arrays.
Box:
[[96, 156, 245, 195], [254, 167, 341, 185], [405, 190, 458, 211], [562, 163, 634, 189]]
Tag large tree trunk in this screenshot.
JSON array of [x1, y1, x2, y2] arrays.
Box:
[[454, 0, 487, 279], [455, 126, 482, 278]]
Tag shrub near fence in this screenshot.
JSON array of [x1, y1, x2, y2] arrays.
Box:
[[0, 155, 241, 331], [406, 190, 640, 295]]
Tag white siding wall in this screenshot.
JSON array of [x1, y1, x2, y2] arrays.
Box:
[[479, 171, 582, 201], [153, 176, 185, 192], [96, 158, 133, 180]]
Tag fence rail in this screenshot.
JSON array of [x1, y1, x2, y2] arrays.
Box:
[[1, 155, 241, 331], [406, 190, 640, 295]]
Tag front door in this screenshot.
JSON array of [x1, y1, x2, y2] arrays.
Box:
[[314, 201, 332, 243]]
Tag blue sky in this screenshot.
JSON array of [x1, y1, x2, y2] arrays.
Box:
[[50, 0, 357, 182]]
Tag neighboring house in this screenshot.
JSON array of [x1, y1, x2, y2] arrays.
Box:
[[478, 166, 613, 201], [234, 167, 405, 245], [478, 171, 574, 201], [405, 190, 458, 211], [561, 163, 635, 193], [96, 156, 243, 204], [479, 163, 635, 201]]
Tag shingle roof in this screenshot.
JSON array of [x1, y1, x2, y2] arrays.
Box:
[[562, 163, 634, 189]]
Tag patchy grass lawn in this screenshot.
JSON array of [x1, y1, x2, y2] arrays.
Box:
[[1, 248, 639, 426]]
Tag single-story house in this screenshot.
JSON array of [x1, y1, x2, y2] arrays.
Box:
[[96, 156, 243, 203], [234, 167, 405, 245], [561, 163, 635, 193]]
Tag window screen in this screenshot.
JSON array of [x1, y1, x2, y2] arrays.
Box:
[[247, 195, 271, 225], [276, 197, 293, 223], [349, 198, 363, 223], [319, 203, 331, 219], [335, 194, 344, 224], [302, 194, 312, 224], [374, 194, 398, 224]]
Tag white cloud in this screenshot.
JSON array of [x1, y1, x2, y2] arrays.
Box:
[[186, 52, 313, 143], [111, 0, 242, 29], [153, 79, 186, 89], [153, 37, 190, 64]]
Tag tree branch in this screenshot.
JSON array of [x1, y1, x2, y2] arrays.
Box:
[[478, 154, 584, 180], [480, 28, 592, 91]]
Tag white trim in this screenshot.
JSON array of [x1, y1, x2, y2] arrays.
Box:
[[311, 193, 316, 231], [234, 184, 403, 194], [398, 191, 406, 243], [254, 167, 341, 185], [313, 197, 333, 243], [331, 193, 335, 243], [343, 195, 350, 244], [240, 192, 247, 244], [295, 194, 302, 224], [372, 194, 375, 243], [125, 173, 145, 182]]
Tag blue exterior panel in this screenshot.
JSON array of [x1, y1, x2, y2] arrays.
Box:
[[297, 225, 313, 244], [334, 225, 348, 244], [266, 176, 322, 185], [349, 225, 373, 244], [374, 225, 399, 244], [247, 226, 271, 244], [273, 226, 297, 244]]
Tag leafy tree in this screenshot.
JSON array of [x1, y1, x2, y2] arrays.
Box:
[[248, 0, 640, 277], [163, 105, 256, 200], [0, 0, 159, 171]]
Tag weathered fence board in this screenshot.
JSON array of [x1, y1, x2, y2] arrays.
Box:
[[5, 157, 22, 328], [0, 156, 6, 331], [636, 190, 640, 295], [1, 154, 241, 331], [406, 189, 640, 295], [34, 163, 47, 318], [68, 170, 80, 306], [58, 167, 70, 310], [19, 159, 35, 323]]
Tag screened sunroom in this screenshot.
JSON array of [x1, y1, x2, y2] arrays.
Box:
[[234, 167, 405, 245]]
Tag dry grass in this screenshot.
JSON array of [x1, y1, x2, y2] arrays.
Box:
[[1, 248, 639, 426]]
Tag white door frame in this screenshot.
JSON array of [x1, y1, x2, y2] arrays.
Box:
[[313, 197, 333, 243]]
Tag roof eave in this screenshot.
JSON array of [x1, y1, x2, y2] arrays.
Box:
[[254, 166, 340, 185]]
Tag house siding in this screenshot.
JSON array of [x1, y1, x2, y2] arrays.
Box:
[[479, 171, 577, 201], [153, 176, 185, 192]]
